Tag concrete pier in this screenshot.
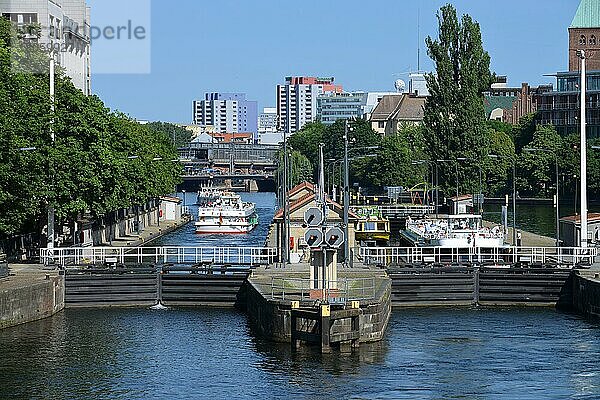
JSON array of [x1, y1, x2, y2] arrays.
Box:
[[244, 264, 391, 351], [0, 264, 64, 329], [571, 269, 600, 317]]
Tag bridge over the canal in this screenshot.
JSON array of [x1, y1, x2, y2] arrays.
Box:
[[177, 143, 279, 192]]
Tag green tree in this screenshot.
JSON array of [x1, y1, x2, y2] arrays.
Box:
[[513, 113, 536, 153], [0, 18, 181, 242], [424, 4, 493, 195], [366, 125, 428, 189], [275, 150, 312, 189], [516, 125, 561, 197], [286, 122, 325, 174], [484, 128, 515, 196], [147, 121, 193, 148]]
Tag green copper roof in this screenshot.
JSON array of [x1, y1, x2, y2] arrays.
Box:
[[571, 0, 600, 28], [484, 95, 516, 118]]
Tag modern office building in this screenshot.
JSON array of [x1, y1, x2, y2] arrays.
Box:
[[537, 71, 600, 138], [276, 76, 343, 133], [316, 91, 397, 125], [0, 0, 91, 94], [535, 0, 600, 138], [192, 93, 258, 135], [258, 107, 277, 134]]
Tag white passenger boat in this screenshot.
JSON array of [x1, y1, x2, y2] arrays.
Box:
[[194, 191, 258, 234], [405, 214, 505, 248]]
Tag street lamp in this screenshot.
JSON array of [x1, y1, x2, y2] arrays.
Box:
[[436, 159, 459, 209], [524, 148, 560, 247], [489, 154, 517, 246], [577, 49, 588, 248], [411, 159, 434, 207], [456, 157, 483, 214]]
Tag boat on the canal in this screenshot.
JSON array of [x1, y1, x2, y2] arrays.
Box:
[[353, 206, 391, 246], [194, 191, 258, 234], [403, 214, 505, 248]]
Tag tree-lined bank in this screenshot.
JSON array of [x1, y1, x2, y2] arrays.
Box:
[[0, 19, 182, 247]]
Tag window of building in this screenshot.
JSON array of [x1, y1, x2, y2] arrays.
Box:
[[580, 35, 587, 45], [592, 35, 597, 45], [378, 121, 385, 129]]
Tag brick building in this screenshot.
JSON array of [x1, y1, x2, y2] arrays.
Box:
[[569, 0, 600, 71], [536, 0, 600, 138]]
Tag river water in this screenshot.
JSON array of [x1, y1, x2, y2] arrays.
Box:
[[2, 193, 600, 399]]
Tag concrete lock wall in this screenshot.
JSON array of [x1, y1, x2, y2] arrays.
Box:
[[572, 273, 600, 318], [0, 275, 65, 329], [244, 278, 392, 344]]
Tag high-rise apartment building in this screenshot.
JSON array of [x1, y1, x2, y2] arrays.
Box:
[[192, 93, 258, 136], [276, 76, 343, 133], [1, 0, 91, 95]]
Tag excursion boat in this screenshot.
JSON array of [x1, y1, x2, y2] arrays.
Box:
[[354, 207, 391, 246], [403, 214, 505, 248], [194, 191, 258, 234]]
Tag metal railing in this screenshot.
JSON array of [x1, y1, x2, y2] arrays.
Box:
[[40, 246, 279, 268], [0, 254, 7, 279], [357, 246, 597, 268], [352, 205, 434, 217], [270, 277, 378, 302]]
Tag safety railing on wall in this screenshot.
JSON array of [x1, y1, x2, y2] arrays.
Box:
[[270, 277, 378, 303], [40, 246, 280, 268], [356, 246, 597, 268]]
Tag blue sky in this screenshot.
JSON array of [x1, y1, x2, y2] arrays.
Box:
[[90, 0, 581, 123]]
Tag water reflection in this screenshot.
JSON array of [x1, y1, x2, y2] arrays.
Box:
[[2, 308, 600, 398]]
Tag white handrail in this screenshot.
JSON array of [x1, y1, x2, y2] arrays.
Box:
[[40, 246, 280, 267], [357, 246, 597, 268]]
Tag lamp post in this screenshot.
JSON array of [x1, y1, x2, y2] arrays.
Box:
[[577, 49, 588, 248], [411, 160, 434, 207], [489, 154, 517, 245], [343, 120, 350, 266], [524, 148, 560, 247], [436, 159, 458, 213], [456, 157, 483, 214], [282, 129, 290, 264], [47, 54, 56, 254]]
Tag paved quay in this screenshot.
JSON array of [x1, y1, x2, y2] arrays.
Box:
[[482, 221, 555, 247], [107, 215, 192, 247], [0, 264, 64, 329]]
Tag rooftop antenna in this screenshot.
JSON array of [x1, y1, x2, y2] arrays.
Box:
[[417, 6, 421, 72]]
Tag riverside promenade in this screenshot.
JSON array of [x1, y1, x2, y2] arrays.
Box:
[[482, 221, 555, 247], [108, 214, 192, 247], [0, 215, 192, 330]]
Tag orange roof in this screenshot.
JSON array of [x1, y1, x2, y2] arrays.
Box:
[[560, 213, 600, 223], [289, 181, 315, 197], [274, 193, 359, 220], [449, 195, 473, 201], [209, 132, 253, 143]]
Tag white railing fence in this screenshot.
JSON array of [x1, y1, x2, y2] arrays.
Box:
[[40, 246, 279, 268], [356, 246, 597, 268], [270, 277, 378, 302], [352, 205, 434, 217]]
